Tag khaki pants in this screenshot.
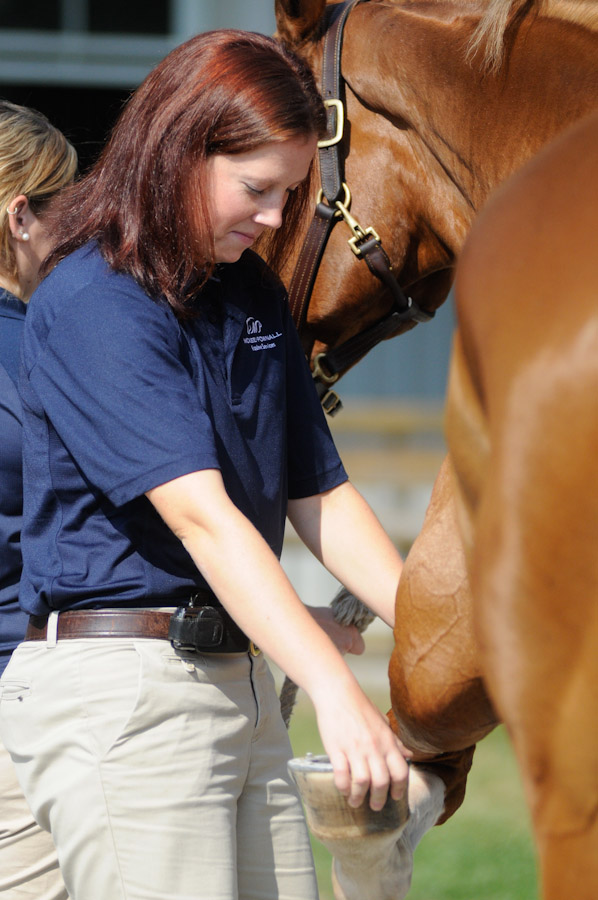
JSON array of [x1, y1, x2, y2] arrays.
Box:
[[0, 637, 318, 900], [0, 738, 68, 899]]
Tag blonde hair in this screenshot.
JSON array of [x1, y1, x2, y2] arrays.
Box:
[[0, 100, 77, 279]]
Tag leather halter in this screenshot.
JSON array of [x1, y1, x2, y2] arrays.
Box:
[[289, 0, 434, 415]]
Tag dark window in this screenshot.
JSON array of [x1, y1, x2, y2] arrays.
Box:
[[89, 0, 168, 34], [0, 83, 130, 173], [0, 0, 60, 29]]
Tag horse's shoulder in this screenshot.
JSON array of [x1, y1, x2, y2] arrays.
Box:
[[455, 110, 598, 412], [459, 110, 598, 311]]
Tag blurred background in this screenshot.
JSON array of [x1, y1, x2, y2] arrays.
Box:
[[0, 2, 536, 896]]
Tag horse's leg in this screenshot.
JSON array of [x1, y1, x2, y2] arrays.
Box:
[[467, 359, 598, 900], [298, 453, 497, 900], [388, 455, 498, 823], [297, 385, 497, 899], [326, 452, 499, 899]]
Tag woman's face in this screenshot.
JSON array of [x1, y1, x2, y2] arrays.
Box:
[[205, 134, 317, 264]]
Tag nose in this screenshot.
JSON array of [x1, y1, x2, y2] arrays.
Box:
[[254, 200, 285, 230]]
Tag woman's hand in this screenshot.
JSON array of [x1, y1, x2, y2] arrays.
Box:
[[305, 605, 365, 656], [312, 676, 412, 811]]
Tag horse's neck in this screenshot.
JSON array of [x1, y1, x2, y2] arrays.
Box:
[[344, 0, 598, 212]]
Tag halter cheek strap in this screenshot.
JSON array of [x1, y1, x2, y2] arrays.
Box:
[[288, 0, 434, 415]]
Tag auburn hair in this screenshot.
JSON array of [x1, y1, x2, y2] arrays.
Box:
[[41, 30, 326, 317]]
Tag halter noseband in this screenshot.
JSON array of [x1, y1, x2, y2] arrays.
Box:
[[288, 0, 434, 415]]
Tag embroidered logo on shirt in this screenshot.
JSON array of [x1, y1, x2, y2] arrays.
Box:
[[243, 317, 282, 352], [246, 317, 262, 335]]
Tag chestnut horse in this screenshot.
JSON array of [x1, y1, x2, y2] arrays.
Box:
[[446, 107, 598, 900], [274, 0, 598, 897]]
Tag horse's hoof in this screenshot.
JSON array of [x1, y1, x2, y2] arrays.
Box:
[[288, 754, 410, 842]]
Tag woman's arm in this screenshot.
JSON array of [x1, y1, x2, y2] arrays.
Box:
[[146, 468, 409, 810], [288, 480, 403, 628]]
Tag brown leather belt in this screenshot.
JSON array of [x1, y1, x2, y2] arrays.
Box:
[[25, 607, 260, 655]]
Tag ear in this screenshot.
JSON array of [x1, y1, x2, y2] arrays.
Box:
[[274, 0, 327, 47], [6, 194, 35, 241]]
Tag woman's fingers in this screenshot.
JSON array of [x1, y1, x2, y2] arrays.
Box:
[[315, 683, 411, 811], [389, 746, 411, 801], [329, 750, 352, 798], [345, 757, 371, 808], [330, 739, 410, 811], [366, 753, 406, 811]]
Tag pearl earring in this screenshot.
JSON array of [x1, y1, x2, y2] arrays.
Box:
[[20, 229, 30, 242]]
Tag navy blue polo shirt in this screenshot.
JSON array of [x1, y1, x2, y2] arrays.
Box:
[[19, 243, 347, 615], [0, 289, 28, 674]]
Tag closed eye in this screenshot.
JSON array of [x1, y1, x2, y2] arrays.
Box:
[[245, 183, 300, 197]]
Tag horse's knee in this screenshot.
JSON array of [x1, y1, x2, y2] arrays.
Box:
[[389, 666, 495, 754]]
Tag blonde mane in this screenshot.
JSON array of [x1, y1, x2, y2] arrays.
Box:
[[467, 0, 598, 70]]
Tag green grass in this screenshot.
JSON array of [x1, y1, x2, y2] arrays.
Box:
[[287, 691, 539, 900]]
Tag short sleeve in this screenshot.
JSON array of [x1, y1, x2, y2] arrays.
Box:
[[24, 279, 220, 507]]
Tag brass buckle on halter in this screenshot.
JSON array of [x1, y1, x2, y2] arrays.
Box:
[[320, 389, 343, 416], [333, 188, 381, 257], [348, 227, 382, 257], [318, 99, 345, 148], [313, 352, 340, 385], [316, 182, 351, 217], [312, 353, 343, 415], [312, 352, 343, 414]]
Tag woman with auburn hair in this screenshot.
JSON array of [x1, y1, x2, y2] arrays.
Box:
[[0, 99, 76, 900], [0, 31, 408, 900]]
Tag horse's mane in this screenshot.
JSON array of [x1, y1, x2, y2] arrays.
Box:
[[467, 0, 598, 70]]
